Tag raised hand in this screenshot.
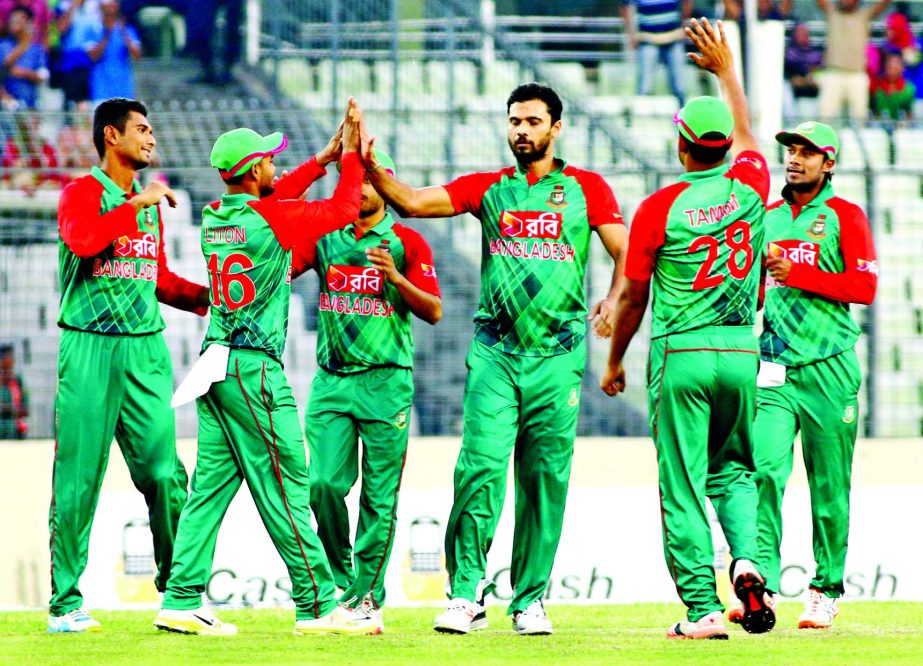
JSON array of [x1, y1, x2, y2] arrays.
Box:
[[686, 18, 734, 75], [315, 121, 344, 167], [341, 97, 362, 154]]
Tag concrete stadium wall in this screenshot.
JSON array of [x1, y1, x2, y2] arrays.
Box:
[[2, 437, 920, 610]]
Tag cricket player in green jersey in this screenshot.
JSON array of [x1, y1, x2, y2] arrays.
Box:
[[50, 98, 210, 634], [289, 151, 442, 633], [743, 121, 877, 629], [154, 100, 379, 637], [363, 84, 628, 635], [601, 19, 775, 639]]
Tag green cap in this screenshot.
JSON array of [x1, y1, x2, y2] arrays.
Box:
[[338, 149, 396, 176], [210, 128, 288, 181], [775, 121, 840, 162], [673, 96, 734, 147]]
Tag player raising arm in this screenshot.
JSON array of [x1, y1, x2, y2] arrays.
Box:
[[365, 83, 627, 635], [600, 18, 775, 640]]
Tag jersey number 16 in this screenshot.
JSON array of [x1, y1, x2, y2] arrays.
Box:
[[687, 220, 753, 291], [208, 252, 256, 310]]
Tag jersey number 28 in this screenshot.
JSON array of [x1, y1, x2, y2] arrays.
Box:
[[208, 252, 256, 310], [686, 220, 753, 291]]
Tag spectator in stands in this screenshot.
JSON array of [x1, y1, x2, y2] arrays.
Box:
[[621, 0, 692, 106], [0, 0, 52, 46], [784, 22, 823, 118], [51, 0, 98, 108], [86, 0, 140, 102], [816, 0, 893, 121], [874, 51, 915, 119], [723, 0, 792, 21], [186, 0, 242, 85], [1, 112, 63, 191], [0, 5, 49, 109], [881, 11, 923, 100], [0, 343, 28, 439], [57, 106, 95, 170]]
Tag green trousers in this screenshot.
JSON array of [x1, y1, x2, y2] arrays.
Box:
[[162, 350, 337, 620], [647, 326, 761, 622], [445, 340, 585, 614], [754, 349, 861, 598], [305, 366, 412, 607], [50, 329, 188, 616]]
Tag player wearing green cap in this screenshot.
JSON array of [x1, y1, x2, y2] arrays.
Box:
[[49, 97, 210, 634], [287, 151, 442, 633], [601, 18, 775, 640], [744, 120, 877, 629], [362, 83, 628, 636], [154, 100, 379, 637]]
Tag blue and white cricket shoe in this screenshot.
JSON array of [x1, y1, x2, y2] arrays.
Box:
[[48, 608, 102, 633]]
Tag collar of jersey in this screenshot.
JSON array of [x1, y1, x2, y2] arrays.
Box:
[[512, 157, 566, 182], [347, 212, 395, 238], [220, 192, 260, 206], [781, 179, 835, 208], [91, 165, 142, 199], [677, 163, 727, 182]]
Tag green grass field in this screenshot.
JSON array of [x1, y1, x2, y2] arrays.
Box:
[[2, 603, 922, 665]]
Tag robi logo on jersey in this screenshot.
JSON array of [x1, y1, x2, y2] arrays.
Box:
[[500, 211, 563, 239], [327, 264, 383, 294], [767, 239, 820, 267], [114, 232, 157, 259]]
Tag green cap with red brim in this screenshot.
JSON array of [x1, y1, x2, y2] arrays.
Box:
[[673, 96, 734, 148], [210, 128, 288, 181], [775, 121, 840, 162]]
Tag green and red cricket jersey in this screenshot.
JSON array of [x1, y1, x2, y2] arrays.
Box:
[[443, 159, 622, 357], [760, 181, 877, 367], [291, 213, 440, 373], [200, 153, 363, 361], [57, 166, 207, 334], [625, 151, 770, 338]]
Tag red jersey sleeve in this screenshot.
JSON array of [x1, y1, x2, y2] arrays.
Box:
[[563, 166, 624, 227], [624, 182, 690, 281], [393, 224, 441, 296], [57, 176, 139, 258], [249, 151, 363, 251], [443, 171, 505, 216], [785, 197, 878, 305], [154, 210, 209, 315], [726, 150, 770, 204], [264, 155, 327, 202]]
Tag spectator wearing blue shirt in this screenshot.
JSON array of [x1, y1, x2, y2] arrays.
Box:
[[52, 0, 101, 107], [0, 5, 48, 109], [621, 0, 691, 106], [86, 0, 140, 101]]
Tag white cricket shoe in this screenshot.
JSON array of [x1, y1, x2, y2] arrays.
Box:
[[667, 610, 728, 640], [47, 608, 102, 634], [798, 588, 840, 629], [512, 599, 553, 635], [154, 607, 238, 636], [433, 598, 488, 634], [357, 595, 385, 633], [293, 604, 382, 636], [730, 559, 776, 634]]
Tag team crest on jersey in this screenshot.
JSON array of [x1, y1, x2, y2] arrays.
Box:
[[500, 210, 563, 239], [567, 387, 579, 407], [547, 185, 567, 209], [114, 232, 157, 259], [394, 411, 408, 429], [326, 265, 383, 294], [807, 215, 827, 240], [843, 405, 856, 424]]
